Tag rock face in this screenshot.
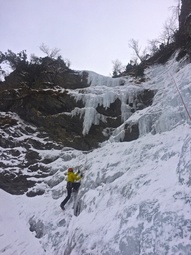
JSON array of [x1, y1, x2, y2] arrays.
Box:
[[181, 0, 191, 41], [0, 83, 155, 150], [177, 0, 191, 56], [179, 0, 191, 31], [0, 112, 63, 195], [1, 56, 90, 90]]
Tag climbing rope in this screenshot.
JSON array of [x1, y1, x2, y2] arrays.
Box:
[[170, 73, 191, 123]]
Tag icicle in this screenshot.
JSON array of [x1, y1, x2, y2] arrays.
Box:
[[138, 114, 153, 136], [78, 107, 106, 135]]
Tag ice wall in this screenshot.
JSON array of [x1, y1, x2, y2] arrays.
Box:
[[68, 55, 191, 140], [69, 74, 143, 135]]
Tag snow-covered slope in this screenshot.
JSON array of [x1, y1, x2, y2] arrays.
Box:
[[1, 53, 191, 255]]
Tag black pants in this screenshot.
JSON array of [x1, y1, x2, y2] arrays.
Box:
[[61, 182, 80, 207]]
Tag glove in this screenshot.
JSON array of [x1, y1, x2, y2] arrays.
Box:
[[80, 173, 83, 178], [77, 170, 80, 174]]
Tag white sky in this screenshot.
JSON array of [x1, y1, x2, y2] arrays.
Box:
[[0, 0, 176, 76]]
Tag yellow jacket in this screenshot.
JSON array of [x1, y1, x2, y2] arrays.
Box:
[[67, 172, 81, 182]]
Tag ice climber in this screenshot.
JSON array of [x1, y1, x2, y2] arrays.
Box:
[[60, 167, 83, 210]]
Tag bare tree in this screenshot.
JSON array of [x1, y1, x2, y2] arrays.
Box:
[[39, 43, 61, 59], [169, 0, 181, 21], [148, 39, 161, 55], [159, 16, 178, 45], [30, 54, 41, 64], [148, 9, 178, 56], [112, 59, 125, 77], [128, 39, 148, 63], [157, 0, 179, 45]]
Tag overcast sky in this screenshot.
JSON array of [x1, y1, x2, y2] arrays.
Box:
[[1, 0, 177, 76]]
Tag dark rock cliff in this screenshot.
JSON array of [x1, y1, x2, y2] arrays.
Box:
[[176, 0, 191, 57], [0, 83, 155, 150]]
